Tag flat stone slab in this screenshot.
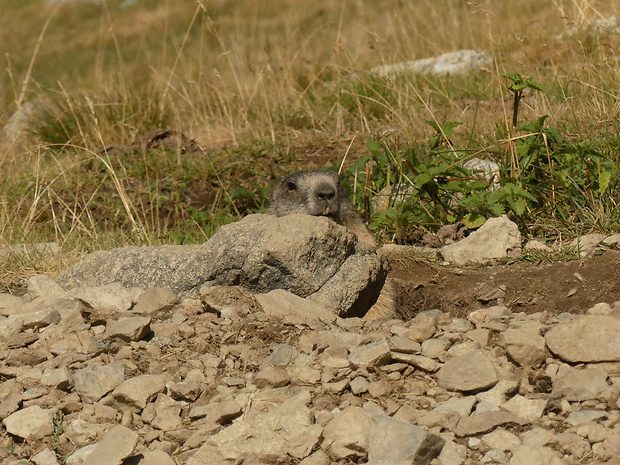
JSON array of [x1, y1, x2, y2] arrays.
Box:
[[545, 315, 620, 362]]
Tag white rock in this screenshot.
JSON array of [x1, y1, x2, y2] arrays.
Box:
[[441, 216, 521, 266], [371, 49, 492, 77]]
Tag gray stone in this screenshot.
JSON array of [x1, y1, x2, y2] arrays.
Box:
[[569, 233, 607, 256], [367, 414, 445, 465], [438, 439, 468, 465], [73, 364, 125, 403], [551, 366, 609, 401], [300, 450, 330, 465], [481, 428, 521, 451], [0, 316, 24, 342], [3, 405, 57, 440], [129, 450, 176, 465], [0, 293, 26, 316], [350, 376, 370, 394], [21, 309, 61, 330], [86, 425, 139, 465], [58, 215, 387, 318], [441, 216, 521, 265], [205, 399, 243, 424], [437, 350, 499, 392], [565, 409, 608, 426], [405, 313, 437, 342], [545, 315, 620, 362], [434, 396, 477, 417]]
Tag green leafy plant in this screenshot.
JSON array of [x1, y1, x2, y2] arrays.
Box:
[[503, 73, 550, 129]]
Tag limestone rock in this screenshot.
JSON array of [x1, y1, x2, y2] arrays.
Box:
[[132, 287, 179, 315], [436, 350, 499, 392], [501, 327, 546, 366], [106, 316, 151, 342], [441, 216, 521, 265], [73, 364, 125, 403], [371, 49, 492, 77], [3, 406, 57, 440], [86, 425, 139, 465], [111, 374, 166, 410], [510, 445, 567, 465], [255, 289, 336, 324], [323, 407, 374, 460], [367, 414, 445, 465], [545, 315, 620, 362], [348, 340, 391, 368], [551, 366, 609, 401]]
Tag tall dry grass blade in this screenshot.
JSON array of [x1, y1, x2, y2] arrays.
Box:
[[17, 4, 60, 106]]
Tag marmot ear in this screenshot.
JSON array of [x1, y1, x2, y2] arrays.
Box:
[[286, 181, 297, 192]]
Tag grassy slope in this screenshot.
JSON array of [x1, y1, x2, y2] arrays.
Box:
[[0, 0, 619, 287]]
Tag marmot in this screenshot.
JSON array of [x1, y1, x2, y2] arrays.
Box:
[[267, 170, 395, 321], [267, 170, 376, 245]]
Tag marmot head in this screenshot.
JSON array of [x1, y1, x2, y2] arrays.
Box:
[[269, 171, 344, 220]]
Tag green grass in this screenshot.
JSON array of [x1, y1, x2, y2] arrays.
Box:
[[1, 0, 620, 286]]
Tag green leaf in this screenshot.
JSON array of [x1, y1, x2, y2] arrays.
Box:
[[510, 198, 527, 215], [598, 171, 612, 195], [366, 139, 380, 154], [464, 212, 486, 229]]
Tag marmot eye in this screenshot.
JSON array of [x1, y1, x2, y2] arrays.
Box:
[[286, 181, 297, 192]]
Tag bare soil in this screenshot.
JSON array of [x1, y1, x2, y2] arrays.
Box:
[[391, 249, 620, 320]]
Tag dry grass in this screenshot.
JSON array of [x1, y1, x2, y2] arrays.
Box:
[[1, 0, 620, 287]]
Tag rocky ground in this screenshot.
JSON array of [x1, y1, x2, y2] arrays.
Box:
[[2, 245, 620, 465]]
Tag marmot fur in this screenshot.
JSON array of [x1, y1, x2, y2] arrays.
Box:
[[267, 170, 395, 321]]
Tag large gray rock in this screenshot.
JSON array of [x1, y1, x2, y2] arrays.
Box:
[[544, 315, 620, 362], [441, 216, 521, 265], [57, 214, 387, 318]]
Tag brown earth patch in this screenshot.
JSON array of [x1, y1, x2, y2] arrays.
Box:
[[392, 250, 620, 320]]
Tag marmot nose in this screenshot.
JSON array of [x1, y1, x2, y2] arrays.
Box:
[[316, 191, 335, 202]]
